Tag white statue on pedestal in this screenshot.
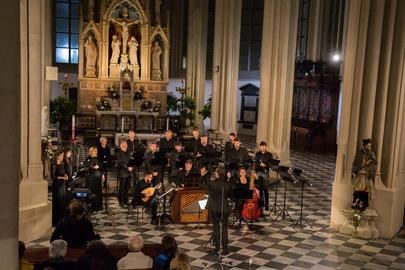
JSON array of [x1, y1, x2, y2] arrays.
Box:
[[110, 35, 121, 64], [151, 41, 162, 71], [128, 36, 139, 66], [84, 35, 97, 77], [112, 19, 136, 55]]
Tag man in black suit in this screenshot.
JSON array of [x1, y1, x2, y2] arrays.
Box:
[[194, 135, 217, 170], [126, 129, 144, 183], [224, 132, 236, 161], [226, 138, 251, 176], [206, 167, 232, 255], [169, 141, 188, 183], [116, 140, 133, 207], [158, 130, 175, 180], [176, 159, 199, 187], [185, 128, 200, 153], [255, 141, 274, 211]]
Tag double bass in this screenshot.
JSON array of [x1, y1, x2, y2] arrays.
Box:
[[241, 172, 261, 221]]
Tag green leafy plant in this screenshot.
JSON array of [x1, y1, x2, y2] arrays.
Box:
[[199, 97, 211, 120], [50, 96, 75, 126], [167, 94, 178, 112]]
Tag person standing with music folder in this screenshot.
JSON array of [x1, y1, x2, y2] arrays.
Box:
[[255, 141, 273, 212], [159, 130, 175, 179], [144, 142, 163, 183], [226, 138, 251, 177], [194, 135, 216, 170], [169, 141, 188, 183], [116, 140, 133, 208], [84, 147, 103, 211], [97, 136, 111, 188], [206, 167, 232, 255], [126, 129, 144, 182], [131, 171, 161, 224]]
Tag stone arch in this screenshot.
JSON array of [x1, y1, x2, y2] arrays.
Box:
[[103, 0, 147, 24]]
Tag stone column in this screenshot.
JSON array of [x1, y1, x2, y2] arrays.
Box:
[[0, 1, 20, 268], [331, 0, 405, 238], [186, 0, 208, 130], [140, 24, 150, 80], [306, 0, 325, 61], [256, 0, 299, 163], [19, 0, 52, 242], [210, 0, 242, 136]]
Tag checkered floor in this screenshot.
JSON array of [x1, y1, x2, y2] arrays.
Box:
[[29, 150, 405, 270]]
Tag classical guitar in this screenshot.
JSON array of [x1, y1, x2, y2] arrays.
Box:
[[141, 183, 162, 202]]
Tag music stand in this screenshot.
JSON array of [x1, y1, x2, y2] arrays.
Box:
[[195, 196, 208, 229], [155, 187, 174, 228], [269, 159, 282, 215], [274, 166, 296, 225], [292, 168, 313, 228], [230, 188, 254, 228]]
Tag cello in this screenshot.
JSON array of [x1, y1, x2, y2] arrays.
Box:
[[241, 171, 261, 222]]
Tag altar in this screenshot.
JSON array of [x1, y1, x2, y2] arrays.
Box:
[[77, 0, 169, 115]]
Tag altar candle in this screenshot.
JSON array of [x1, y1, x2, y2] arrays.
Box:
[[121, 116, 124, 133]]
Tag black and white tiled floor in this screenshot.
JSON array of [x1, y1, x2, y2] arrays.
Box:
[[30, 150, 405, 270]]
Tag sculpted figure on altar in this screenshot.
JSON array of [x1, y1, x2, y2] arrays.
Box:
[[84, 35, 97, 68], [128, 36, 139, 66], [111, 8, 137, 55], [110, 35, 121, 64], [151, 41, 162, 71]]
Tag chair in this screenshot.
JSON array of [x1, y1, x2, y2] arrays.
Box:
[[127, 204, 145, 224]]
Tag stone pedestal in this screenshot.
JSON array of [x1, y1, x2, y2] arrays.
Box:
[[340, 208, 379, 239], [109, 64, 119, 79], [85, 66, 97, 78], [132, 64, 140, 80], [151, 69, 162, 81]]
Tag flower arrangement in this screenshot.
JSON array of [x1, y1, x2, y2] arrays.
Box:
[[41, 136, 54, 161], [153, 100, 161, 112], [96, 98, 111, 111], [133, 86, 145, 100], [108, 87, 120, 100], [348, 199, 365, 237]]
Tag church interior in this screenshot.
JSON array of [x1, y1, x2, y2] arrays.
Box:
[[0, 0, 404, 269]]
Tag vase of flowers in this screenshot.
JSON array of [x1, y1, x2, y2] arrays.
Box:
[[96, 98, 111, 111], [349, 199, 365, 238]]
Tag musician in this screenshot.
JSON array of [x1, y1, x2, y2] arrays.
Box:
[[144, 142, 162, 183], [116, 141, 133, 208], [176, 159, 199, 187], [159, 130, 175, 179], [232, 167, 255, 221], [52, 150, 68, 226], [63, 148, 74, 201], [199, 165, 211, 186], [126, 129, 144, 182], [206, 167, 231, 255], [131, 171, 161, 224], [226, 138, 251, 176], [97, 137, 111, 187], [194, 135, 216, 169], [255, 141, 273, 211], [184, 128, 200, 153], [224, 132, 236, 161], [84, 147, 103, 211], [169, 141, 188, 183]]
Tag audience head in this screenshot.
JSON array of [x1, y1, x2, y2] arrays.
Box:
[[89, 146, 98, 158], [145, 171, 154, 182], [229, 133, 236, 141], [18, 241, 26, 259], [200, 165, 208, 175], [233, 138, 241, 149], [99, 136, 108, 147], [174, 141, 182, 151], [128, 129, 136, 140], [119, 140, 128, 152], [68, 199, 85, 219], [185, 159, 193, 171], [63, 147, 72, 159], [161, 235, 177, 258], [200, 135, 208, 145], [128, 235, 144, 252], [259, 141, 267, 152], [214, 167, 226, 182], [49, 240, 68, 258], [192, 128, 199, 139], [149, 142, 158, 152], [165, 130, 173, 140], [170, 253, 191, 270], [54, 150, 64, 164]]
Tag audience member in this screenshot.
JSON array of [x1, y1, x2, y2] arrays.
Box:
[[169, 253, 191, 270], [19, 241, 34, 270], [35, 240, 77, 270], [77, 240, 117, 270], [117, 235, 153, 270], [152, 235, 178, 270], [51, 200, 98, 247]]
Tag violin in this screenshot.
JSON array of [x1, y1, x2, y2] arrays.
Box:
[[241, 171, 261, 221]]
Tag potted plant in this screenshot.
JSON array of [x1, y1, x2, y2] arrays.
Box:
[[199, 97, 211, 120], [50, 96, 75, 130]]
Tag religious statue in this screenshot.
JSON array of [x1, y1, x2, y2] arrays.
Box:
[[110, 35, 121, 64], [84, 35, 97, 69], [351, 138, 377, 211], [151, 41, 162, 71], [128, 36, 139, 66], [111, 19, 136, 55]]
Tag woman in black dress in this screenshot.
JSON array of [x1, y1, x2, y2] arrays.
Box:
[[84, 146, 103, 211], [64, 147, 74, 201], [52, 151, 68, 226]]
